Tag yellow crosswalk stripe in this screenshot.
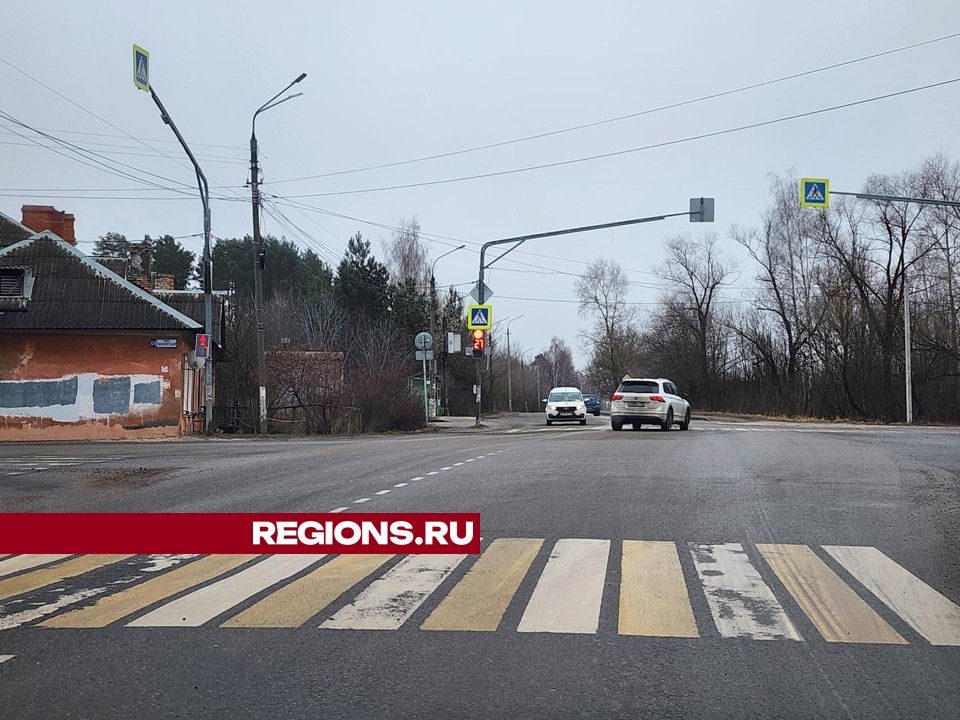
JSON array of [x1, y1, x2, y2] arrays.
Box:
[[40, 555, 256, 628], [222, 554, 394, 628], [422, 538, 543, 632], [619, 540, 698, 638], [757, 544, 906, 644], [0, 555, 132, 602]]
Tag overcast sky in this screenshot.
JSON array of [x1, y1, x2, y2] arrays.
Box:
[[3, 1, 959, 369]]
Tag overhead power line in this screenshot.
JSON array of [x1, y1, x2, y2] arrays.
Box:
[[277, 77, 960, 198], [264, 31, 960, 186]]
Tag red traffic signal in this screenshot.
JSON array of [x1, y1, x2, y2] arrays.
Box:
[[195, 333, 212, 359], [472, 329, 485, 356]]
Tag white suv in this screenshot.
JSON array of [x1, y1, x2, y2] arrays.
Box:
[[544, 387, 587, 426], [609, 377, 690, 431]]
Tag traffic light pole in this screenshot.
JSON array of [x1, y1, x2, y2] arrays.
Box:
[[148, 85, 214, 435], [473, 209, 700, 427]]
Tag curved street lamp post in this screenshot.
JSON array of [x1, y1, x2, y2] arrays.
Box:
[[250, 73, 307, 434]]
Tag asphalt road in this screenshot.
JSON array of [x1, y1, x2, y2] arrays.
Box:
[[1, 414, 959, 719]]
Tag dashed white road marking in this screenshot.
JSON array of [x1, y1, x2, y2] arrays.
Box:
[[465, 459, 475, 462], [375, 490, 391, 496], [393, 483, 408, 488], [410, 476, 424, 481], [0, 654, 13, 665], [454, 462, 464, 466], [353, 498, 371, 504], [330, 507, 349, 514], [427, 471, 439, 476], [441, 466, 453, 471]]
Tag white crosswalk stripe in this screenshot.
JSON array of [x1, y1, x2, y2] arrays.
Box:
[[518, 539, 609, 634], [0, 555, 73, 579], [322, 554, 468, 630], [0, 542, 957, 645], [127, 555, 322, 627], [690, 543, 802, 640], [823, 546, 960, 646]]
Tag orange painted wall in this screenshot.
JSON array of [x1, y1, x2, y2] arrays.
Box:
[[0, 332, 193, 441]]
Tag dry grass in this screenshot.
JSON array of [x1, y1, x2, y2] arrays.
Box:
[[698, 411, 959, 427]]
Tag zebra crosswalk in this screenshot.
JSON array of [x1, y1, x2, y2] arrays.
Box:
[[0, 455, 134, 476], [0, 540, 958, 645]]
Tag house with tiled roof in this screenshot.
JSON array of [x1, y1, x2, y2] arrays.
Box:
[[0, 206, 223, 440]]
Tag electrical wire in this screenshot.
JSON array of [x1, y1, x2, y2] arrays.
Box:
[[264, 31, 960, 185], [276, 77, 960, 198]]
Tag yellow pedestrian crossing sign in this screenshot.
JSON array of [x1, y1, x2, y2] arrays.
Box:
[[133, 45, 150, 92], [800, 178, 829, 208], [466, 304, 492, 330]]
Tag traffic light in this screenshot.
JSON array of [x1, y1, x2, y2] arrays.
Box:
[[472, 329, 485, 357], [195, 333, 212, 359]]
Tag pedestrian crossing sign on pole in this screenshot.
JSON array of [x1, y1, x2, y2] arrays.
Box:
[[466, 304, 492, 330], [133, 45, 150, 92], [800, 178, 829, 208]]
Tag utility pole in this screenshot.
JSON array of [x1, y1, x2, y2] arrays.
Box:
[[250, 73, 307, 434], [430, 245, 464, 417], [904, 271, 913, 424], [506, 325, 512, 413], [505, 315, 523, 412]]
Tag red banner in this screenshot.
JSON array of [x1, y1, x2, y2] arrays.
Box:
[[0, 513, 481, 554]]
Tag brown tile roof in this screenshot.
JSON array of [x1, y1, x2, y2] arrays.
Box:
[[0, 232, 202, 332]]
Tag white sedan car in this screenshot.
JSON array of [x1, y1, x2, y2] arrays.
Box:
[[544, 387, 587, 426], [609, 377, 690, 431]]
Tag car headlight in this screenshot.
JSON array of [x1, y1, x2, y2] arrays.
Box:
[[577, 404, 585, 412]]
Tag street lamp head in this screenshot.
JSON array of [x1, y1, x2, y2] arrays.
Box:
[[294, 73, 307, 84]]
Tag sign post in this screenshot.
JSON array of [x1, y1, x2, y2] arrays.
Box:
[[415, 332, 433, 423], [134, 43, 214, 434]]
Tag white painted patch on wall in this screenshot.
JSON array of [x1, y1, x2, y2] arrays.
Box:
[[0, 373, 164, 421]]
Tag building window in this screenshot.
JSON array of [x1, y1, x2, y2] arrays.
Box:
[[0, 269, 25, 297]]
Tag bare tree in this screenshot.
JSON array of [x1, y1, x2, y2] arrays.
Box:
[[383, 217, 430, 287], [538, 337, 577, 389], [655, 233, 737, 405], [730, 173, 828, 413], [576, 258, 642, 393]]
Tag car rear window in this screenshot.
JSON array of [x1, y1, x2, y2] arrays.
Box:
[[548, 392, 582, 402], [618, 381, 659, 394], [583, 394, 598, 400]]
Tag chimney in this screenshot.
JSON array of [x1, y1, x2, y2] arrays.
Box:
[[21, 205, 76, 244], [154, 273, 175, 290], [127, 239, 154, 291]]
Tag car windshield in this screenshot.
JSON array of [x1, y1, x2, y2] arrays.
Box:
[[549, 392, 581, 402], [618, 381, 659, 394]]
